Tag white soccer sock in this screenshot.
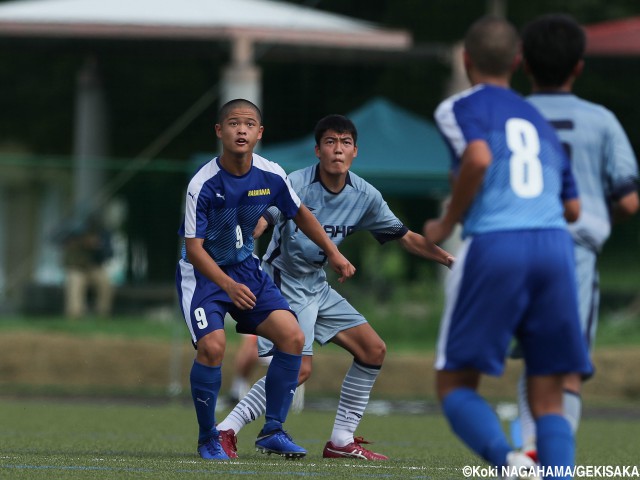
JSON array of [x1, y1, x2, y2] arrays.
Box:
[[563, 389, 582, 434], [291, 383, 305, 414], [517, 374, 537, 452], [517, 377, 583, 451], [217, 376, 266, 434], [330, 361, 380, 447]]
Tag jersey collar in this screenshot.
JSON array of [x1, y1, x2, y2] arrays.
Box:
[[312, 163, 352, 194]]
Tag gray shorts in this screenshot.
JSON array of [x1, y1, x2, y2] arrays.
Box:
[[574, 244, 599, 351], [258, 262, 367, 356]]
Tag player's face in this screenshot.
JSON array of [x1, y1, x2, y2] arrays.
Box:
[[315, 130, 358, 177], [215, 108, 263, 156]]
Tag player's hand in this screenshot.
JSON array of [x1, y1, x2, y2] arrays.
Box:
[[252, 216, 269, 239], [445, 255, 455, 269], [225, 281, 257, 310], [328, 251, 356, 283], [423, 218, 454, 245]]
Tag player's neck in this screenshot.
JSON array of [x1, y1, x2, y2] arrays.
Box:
[[469, 68, 511, 88], [473, 76, 510, 88], [531, 82, 573, 94], [219, 152, 252, 176], [319, 170, 347, 193]]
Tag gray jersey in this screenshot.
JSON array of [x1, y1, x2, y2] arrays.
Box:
[[262, 164, 408, 278], [527, 93, 639, 252]]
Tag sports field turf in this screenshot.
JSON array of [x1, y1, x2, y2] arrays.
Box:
[[0, 398, 637, 479]]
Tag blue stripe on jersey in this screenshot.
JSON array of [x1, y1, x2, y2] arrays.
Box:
[[178, 154, 301, 266], [435, 84, 576, 237]]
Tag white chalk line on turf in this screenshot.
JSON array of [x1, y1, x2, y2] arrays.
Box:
[[176, 459, 454, 472], [2, 455, 458, 477]]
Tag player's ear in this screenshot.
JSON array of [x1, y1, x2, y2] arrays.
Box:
[[315, 145, 321, 159], [215, 123, 222, 138], [510, 52, 522, 73], [462, 50, 472, 72], [573, 59, 585, 79]]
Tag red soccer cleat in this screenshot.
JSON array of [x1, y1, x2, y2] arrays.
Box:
[[322, 436, 388, 460], [524, 449, 539, 464], [218, 429, 239, 459]]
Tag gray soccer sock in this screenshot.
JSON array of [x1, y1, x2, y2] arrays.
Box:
[[330, 360, 381, 447], [217, 376, 266, 434], [563, 389, 582, 434]]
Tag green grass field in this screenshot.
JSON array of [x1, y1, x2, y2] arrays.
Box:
[[0, 399, 637, 479]]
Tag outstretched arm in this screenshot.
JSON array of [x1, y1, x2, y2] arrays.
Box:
[[292, 205, 356, 282], [185, 237, 256, 310], [398, 230, 455, 268]]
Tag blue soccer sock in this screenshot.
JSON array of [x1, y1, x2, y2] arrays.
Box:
[[536, 414, 574, 477], [190, 360, 222, 444], [262, 350, 301, 434], [442, 388, 512, 467]]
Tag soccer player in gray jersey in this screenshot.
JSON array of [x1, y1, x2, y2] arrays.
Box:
[[216, 114, 454, 460], [515, 14, 639, 459]]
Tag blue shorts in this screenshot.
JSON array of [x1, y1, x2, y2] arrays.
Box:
[[257, 262, 367, 357], [176, 255, 295, 345], [436, 229, 592, 377]]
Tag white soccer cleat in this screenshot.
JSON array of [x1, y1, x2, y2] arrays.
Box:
[[502, 451, 541, 480]]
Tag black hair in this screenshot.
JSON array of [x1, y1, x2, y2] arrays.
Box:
[[521, 14, 586, 88], [217, 98, 262, 124], [313, 114, 358, 146], [464, 15, 520, 76]]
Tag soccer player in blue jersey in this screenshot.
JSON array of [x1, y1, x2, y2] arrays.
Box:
[[216, 114, 454, 460], [423, 16, 592, 479], [513, 13, 639, 459], [176, 99, 355, 460]]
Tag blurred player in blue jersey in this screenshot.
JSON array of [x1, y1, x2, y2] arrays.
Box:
[[514, 13, 639, 459], [423, 16, 592, 479], [216, 114, 454, 460], [176, 99, 355, 460]]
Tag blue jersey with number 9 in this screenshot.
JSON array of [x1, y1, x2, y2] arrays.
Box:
[[435, 84, 577, 238], [178, 154, 301, 266]]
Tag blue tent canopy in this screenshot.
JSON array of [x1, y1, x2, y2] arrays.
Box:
[[260, 97, 450, 197], [193, 97, 451, 198]]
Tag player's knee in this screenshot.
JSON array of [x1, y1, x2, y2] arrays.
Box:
[[298, 361, 312, 384], [290, 328, 305, 352], [273, 326, 304, 354], [196, 332, 226, 366], [362, 338, 386, 365], [196, 344, 225, 366]]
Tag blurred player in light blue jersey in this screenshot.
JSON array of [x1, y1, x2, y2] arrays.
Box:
[[176, 99, 355, 460], [216, 114, 454, 460], [424, 16, 592, 479], [514, 13, 639, 459]]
